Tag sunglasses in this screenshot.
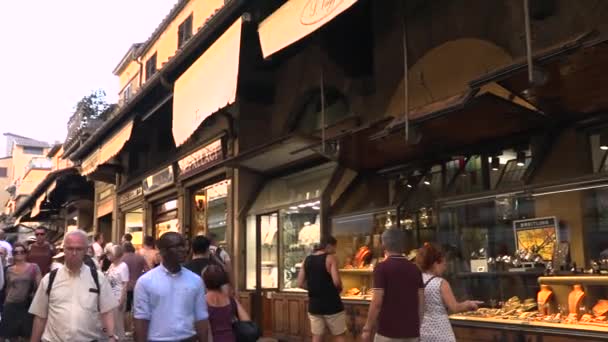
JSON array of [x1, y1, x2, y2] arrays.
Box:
[[14, 250, 26, 255], [35, 232, 46, 236]]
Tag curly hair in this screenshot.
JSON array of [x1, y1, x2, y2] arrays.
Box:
[[416, 242, 445, 271]]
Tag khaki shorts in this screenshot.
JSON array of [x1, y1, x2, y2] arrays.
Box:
[[308, 311, 347, 336], [374, 334, 419, 342]]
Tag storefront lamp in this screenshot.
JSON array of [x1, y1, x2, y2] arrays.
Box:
[[491, 156, 500, 171], [423, 175, 432, 186], [516, 151, 526, 167]]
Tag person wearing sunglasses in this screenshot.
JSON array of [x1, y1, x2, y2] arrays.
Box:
[[0, 242, 41, 341], [26, 227, 55, 275]]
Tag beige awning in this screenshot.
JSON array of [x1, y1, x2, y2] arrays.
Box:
[[173, 18, 242, 147], [258, 0, 357, 58], [81, 120, 134, 176], [30, 195, 45, 218]]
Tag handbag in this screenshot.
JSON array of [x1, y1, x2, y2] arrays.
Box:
[[230, 298, 261, 342]]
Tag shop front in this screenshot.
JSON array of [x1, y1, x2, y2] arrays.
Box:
[[117, 186, 145, 248]]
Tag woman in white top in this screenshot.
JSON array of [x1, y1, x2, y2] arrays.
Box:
[[106, 244, 130, 341], [416, 243, 479, 342]]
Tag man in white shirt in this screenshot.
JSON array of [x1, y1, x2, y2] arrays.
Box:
[[92, 232, 104, 261], [0, 230, 12, 264], [29, 229, 118, 342]]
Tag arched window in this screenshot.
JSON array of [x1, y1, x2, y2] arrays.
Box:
[[295, 88, 350, 134]]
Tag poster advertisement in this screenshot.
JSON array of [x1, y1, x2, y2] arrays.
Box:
[[513, 217, 558, 260]]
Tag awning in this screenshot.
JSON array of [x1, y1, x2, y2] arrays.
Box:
[[12, 167, 78, 218], [258, 0, 358, 58], [470, 32, 608, 116], [81, 119, 134, 176], [226, 134, 322, 174], [172, 18, 242, 147]]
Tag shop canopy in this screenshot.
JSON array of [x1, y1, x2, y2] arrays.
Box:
[[258, 0, 358, 58], [226, 134, 324, 175], [81, 119, 134, 176], [470, 32, 608, 116], [172, 18, 242, 147], [12, 167, 78, 219]]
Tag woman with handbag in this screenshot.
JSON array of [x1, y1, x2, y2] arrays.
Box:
[[203, 265, 260, 342], [0, 242, 41, 341]]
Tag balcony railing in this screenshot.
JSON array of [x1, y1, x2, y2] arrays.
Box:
[[24, 157, 53, 175], [63, 104, 118, 153]]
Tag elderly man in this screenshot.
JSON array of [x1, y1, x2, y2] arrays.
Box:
[[134, 232, 209, 342], [362, 229, 424, 342], [29, 229, 118, 342], [0, 230, 12, 264]]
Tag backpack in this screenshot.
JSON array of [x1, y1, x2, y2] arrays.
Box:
[[211, 246, 226, 267], [47, 266, 100, 311]]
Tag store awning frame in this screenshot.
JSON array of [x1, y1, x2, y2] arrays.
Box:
[[81, 119, 134, 176], [11, 167, 78, 219]]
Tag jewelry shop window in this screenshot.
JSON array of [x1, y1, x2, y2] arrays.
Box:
[[191, 180, 230, 242], [245, 163, 337, 291], [154, 199, 178, 239]]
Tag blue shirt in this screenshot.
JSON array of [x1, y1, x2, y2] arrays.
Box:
[[134, 265, 208, 341]]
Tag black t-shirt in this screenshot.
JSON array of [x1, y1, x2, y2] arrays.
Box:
[[304, 253, 343, 315], [183, 257, 213, 278]]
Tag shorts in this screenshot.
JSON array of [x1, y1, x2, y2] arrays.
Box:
[[374, 334, 419, 342], [125, 290, 134, 312], [308, 311, 347, 336]]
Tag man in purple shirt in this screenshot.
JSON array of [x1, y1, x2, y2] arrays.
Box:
[[362, 229, 424, 342], [121, 242, 148, 335]]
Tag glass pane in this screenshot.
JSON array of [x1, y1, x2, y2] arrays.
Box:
[[125, 208, 144, 249], [246, 215, 257, 290], [260, 213, 278, 288], [280, 202, 321, 290], [191, 180, 230, 242], [155, 218, 179, 239]]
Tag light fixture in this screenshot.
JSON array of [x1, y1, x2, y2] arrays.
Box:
[[423, 175, 431, 186], [491, 156, 500, 171], [600, 131, 608, 150], [516, 151, 526, 167], [312, 206, 320, 210], [406, 183, 413, 188]]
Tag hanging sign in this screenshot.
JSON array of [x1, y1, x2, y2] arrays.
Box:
[[178, 139, 223, 178]]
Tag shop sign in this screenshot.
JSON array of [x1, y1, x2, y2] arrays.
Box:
[[513, 216, 558, 261], [143, 166, 175, 195], [119, 186, 143, 205], [300, 0, 346, 25], [178, 140, 223, 178]]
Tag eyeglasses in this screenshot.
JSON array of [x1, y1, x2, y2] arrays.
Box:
[[65, 247, 86, 254], [14, 250, 26, 255], [35, 233, 46, 236]]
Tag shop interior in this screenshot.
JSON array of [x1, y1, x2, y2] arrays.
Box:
[[124, 208, 144, 248], [191, 180, 230, 242], [154, 199, 178, 239]]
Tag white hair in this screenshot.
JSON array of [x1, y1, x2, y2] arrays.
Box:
[[63, 229, 90, 247]]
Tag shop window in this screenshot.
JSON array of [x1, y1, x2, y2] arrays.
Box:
[[0, 167, 7, 178], [23, 147, 44, 155], [125, 208, 144, 248], [448, 156, 483, 195], [246, 163, 337, 290], [490, 149, 532, 189], [154, 199, 178, 239], [191, 180, 230, 242], [295, 88, 351, 134]]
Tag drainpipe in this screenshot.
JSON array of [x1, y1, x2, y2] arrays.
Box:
[[135, 55, 143, 88], [524, 0, 534, 84]]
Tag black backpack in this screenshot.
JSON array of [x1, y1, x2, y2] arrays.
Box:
[[47, 266, 100, 311]]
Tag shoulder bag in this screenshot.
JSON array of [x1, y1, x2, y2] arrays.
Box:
[[230, 297, 261, 342]]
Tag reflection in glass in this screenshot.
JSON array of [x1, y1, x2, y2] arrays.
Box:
[[260, 213, 278, 288], [281, 202, 320, 290]]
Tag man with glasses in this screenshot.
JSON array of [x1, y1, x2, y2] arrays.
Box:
[[27, 227, 54, 275], [29, 229, 118, 342], [134, 232, 209, 342]]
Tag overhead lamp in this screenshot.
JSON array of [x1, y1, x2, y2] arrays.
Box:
[[600, 131, 608, 150], [423, 175, 431, 186], [516, 151, 526, 167], [406, 183, 413, 189], [491, 156, 500, 171]]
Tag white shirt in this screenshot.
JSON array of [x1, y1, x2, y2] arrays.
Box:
[[92, 242, 103, 260], [209, 245, 231, 263], [106, 262, 129, 301], [29, 264, 118, 342], [0, 240, 12, 261]]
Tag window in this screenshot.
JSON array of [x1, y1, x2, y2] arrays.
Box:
[[0, 167, 7, 177], [178, 14, 193, 49], [145, 53, 157, 81], [23, 147, 44, 155], [122, 83, 132, 103]]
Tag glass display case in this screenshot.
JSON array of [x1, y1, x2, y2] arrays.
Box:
[[191, 180, 230, 242], [281, 204, 320, 290]]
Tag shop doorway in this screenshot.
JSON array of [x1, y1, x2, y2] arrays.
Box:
[[248, 212, 279, 335], [124, 208, 144, 249], [97, 214, 112, 244]]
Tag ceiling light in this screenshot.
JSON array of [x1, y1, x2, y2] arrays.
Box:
[[491, 156, 500, 171], [516, 151, 526, 167], [423, 175, 431, 186], [600, 132, 608, 150], [406, 183, 413, 188], [312, 206, 320, 210]]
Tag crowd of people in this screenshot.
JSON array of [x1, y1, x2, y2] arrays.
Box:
[[298, 230, 481, 342], [0, 228, 253, 342]]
